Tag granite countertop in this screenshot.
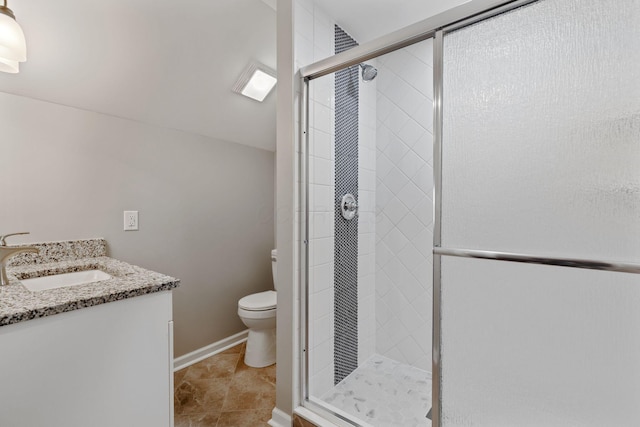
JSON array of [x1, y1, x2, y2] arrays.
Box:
[[0, 238, 180, 327]]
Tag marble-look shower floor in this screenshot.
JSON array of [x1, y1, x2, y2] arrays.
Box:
[[320, 355, 432, 427]]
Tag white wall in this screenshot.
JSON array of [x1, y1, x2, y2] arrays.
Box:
[[357, 73, 377, 364], [0, 91, 275, 357], [375, 40, 434, 370], [274, 0, 296, 420]]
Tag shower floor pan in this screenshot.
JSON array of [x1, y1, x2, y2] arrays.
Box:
[[320, 354, 432, 427]]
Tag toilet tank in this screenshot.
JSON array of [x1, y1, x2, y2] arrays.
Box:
[[271, 249, 277, 291]]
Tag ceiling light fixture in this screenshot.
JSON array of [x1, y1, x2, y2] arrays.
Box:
[[0, 0, 26, 74], [233, 63, 277, 102]]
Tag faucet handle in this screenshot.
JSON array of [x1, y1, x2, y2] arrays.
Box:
[[0, 232, 30, 246]]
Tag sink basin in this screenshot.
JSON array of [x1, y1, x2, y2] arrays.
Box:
[[21, 270, 112, 292]]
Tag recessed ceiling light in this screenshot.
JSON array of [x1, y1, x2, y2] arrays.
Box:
[[233, 63, 277, 102]]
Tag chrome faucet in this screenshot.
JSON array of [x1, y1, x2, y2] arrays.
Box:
[[0, 232, 39, 286]]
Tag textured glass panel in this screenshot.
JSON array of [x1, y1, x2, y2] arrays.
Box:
[[442, 0, 640, 262], [441, 256, 640, 427]]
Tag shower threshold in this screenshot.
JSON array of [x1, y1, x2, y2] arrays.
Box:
[[320, 354, 432, 427]]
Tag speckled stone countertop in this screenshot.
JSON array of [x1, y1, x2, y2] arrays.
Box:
[[0, 238, 180, 327]]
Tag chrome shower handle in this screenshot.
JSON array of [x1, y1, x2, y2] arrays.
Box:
[[345, 200, 358, 211], [341, 194, 358, 220]]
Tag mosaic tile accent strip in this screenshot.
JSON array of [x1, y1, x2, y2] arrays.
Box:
[[322, 354, 432, 427], [334, 24, 360, 385], [0, 239, 179, 327]]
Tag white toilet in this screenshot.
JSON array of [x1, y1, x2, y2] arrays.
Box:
[[237, 249, 277, 368]]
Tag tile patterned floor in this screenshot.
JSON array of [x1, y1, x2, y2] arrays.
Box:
[[293, 414, 319, 427], [321, 354, 432, 427], [174, 343, 276, 427]]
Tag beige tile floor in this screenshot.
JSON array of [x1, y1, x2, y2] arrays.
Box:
[[293, 414, 319, 426], [174, 343, 276, 427]]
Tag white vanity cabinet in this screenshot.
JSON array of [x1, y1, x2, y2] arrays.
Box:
[[0, 291, 174, 427]]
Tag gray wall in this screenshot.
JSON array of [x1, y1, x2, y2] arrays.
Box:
[[0, 91, 275, 357]]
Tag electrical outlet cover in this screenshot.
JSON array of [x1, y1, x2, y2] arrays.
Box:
[[124, 211, 139, 231]]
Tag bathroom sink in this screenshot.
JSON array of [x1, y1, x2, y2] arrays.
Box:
[[21, 270, 112, 292]]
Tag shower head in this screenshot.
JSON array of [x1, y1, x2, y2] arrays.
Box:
[[359, 63, 377, 81]]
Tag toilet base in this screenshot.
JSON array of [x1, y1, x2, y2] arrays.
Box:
[[245, 327, 276, 368]]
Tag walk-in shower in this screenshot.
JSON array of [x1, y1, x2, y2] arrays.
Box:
[[298, 0, 640, 426]]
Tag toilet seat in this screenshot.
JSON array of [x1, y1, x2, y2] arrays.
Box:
[[238, 290, 276, 311], [238, 306, 276, 320]]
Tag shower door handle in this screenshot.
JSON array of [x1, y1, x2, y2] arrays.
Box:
[[341, 194, 358, 220]]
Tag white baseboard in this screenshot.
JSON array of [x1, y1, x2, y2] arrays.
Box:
[[268, 407, 291, 427], [173, 329, 248, 371]]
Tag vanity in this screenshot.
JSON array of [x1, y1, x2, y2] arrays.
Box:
[[0, 238, 179, 427]]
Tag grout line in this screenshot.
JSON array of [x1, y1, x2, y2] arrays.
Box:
[[217, 352, 243, 427]]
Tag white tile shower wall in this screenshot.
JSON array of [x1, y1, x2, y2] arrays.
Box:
[[296, 0, 377, 397], [375, 40, 434, 371], [296, 0, 336, 398], [358, 72, 377, 365]]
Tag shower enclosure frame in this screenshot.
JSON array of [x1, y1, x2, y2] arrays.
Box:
[[298, 0, 640, 425]]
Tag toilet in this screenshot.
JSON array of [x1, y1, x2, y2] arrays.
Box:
[[238, 249, 277, 367]]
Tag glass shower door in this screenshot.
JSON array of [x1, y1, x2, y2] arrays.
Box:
[[437, 0, 640, 425]]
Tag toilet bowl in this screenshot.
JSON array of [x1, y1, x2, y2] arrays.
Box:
[[237, 249, 277, 368]]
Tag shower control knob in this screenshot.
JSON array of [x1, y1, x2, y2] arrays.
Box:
[[341, 194, 358, 220]]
